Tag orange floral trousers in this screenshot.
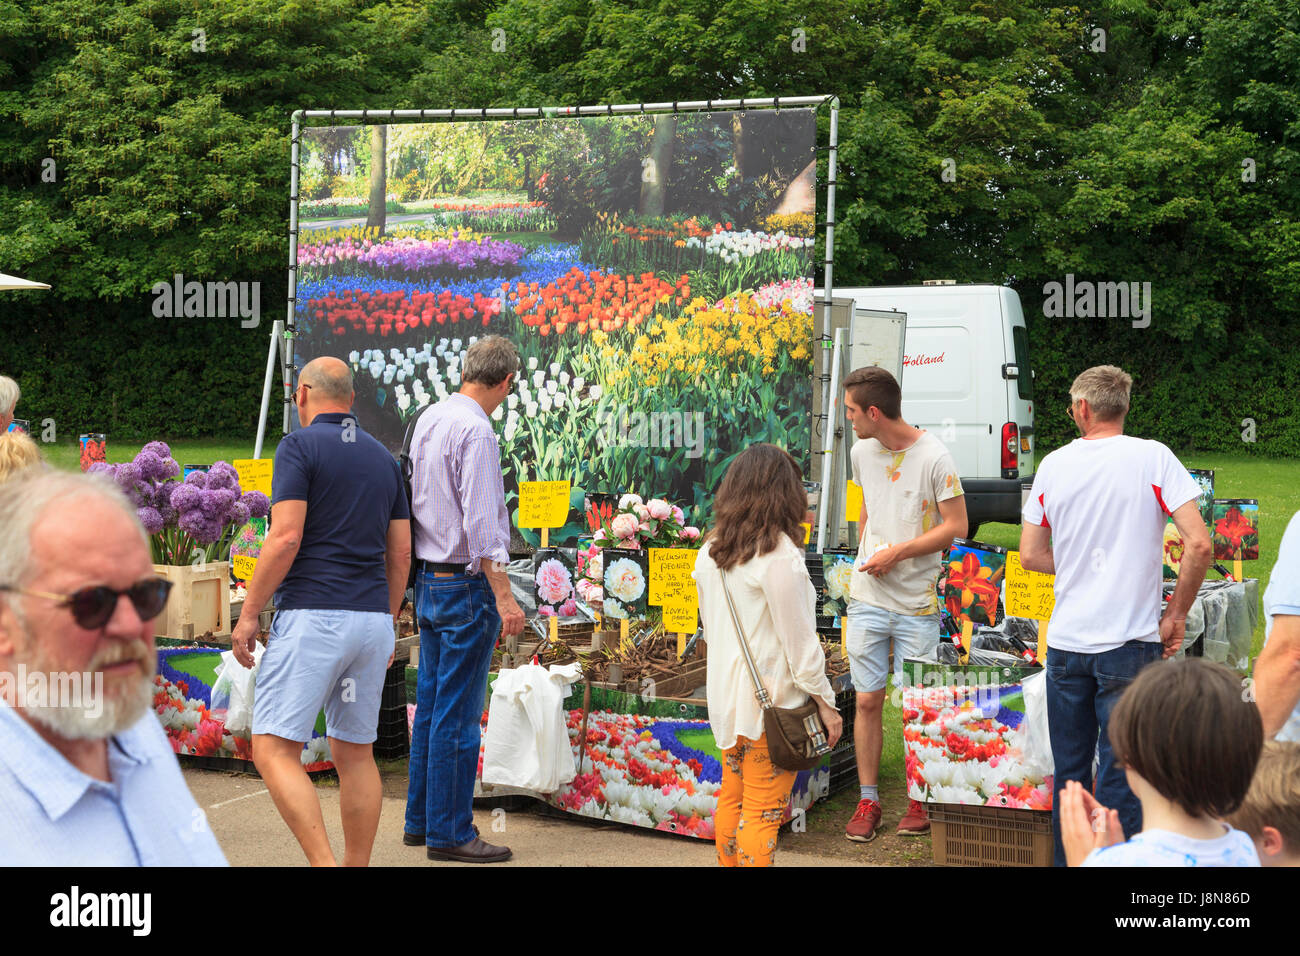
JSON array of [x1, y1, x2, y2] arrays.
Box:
[[715, 733, 797, 867]]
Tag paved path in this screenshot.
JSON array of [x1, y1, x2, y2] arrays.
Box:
[[185, 767, 917, 867]]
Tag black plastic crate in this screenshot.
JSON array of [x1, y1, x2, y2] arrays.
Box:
[[374, 660, 411, 759]]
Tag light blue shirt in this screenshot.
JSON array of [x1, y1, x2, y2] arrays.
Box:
[[1082, 826, 1260, 867], [0, 698, 228, 866], [1263, 511, 1300, 743]]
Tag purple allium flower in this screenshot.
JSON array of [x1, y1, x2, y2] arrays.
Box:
[[141, 441, 172, 461], [178, 509, 223, 545], [170, 483, 203, 514], [200, 488, 237, 520], [113, 462, 142, 491], [128, 480, 154, 509], [205, 461, 239, 492], [133, 451, 165, 482], [241, 490, 270, 519], [229, 500, 251, 527], [86, 462, 116, 478], [137, 506, 165, 535], [184, 470, 209, 488]]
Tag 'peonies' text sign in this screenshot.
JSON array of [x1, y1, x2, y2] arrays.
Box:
[[648, 548, 698, 605], [1005, 550, 1055, 620], [518, 480, 571, 529], [234, 458, 273, 497]]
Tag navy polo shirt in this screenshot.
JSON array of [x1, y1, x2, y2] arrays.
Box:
[[271, 412, 410, 612]]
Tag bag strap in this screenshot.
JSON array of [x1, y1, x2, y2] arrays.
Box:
[[720, 569, 773, 712]]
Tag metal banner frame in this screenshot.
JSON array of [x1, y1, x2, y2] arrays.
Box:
[[256, 96, 841, 526]]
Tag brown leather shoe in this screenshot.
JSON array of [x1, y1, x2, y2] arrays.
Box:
[[426, 835, 512, 863]]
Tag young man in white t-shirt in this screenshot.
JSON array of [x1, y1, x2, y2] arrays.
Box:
[[841, 366, 967, 842], [1020, 365, 1212, 867]]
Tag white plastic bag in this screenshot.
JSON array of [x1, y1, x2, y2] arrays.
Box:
[[1020, 670, 1053, 778], [481, 661, 582, 792], [211, 643, 265, 735]]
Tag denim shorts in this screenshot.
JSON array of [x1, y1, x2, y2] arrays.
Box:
[[844, 600, 940, 693], [252, 607, 395, 744]]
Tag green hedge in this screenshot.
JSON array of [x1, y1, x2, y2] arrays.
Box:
[[1021, 284, 1300, 459], [7, 293, 275, 440]]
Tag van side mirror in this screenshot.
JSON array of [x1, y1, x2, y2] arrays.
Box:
[[1002, 363, 1020, 380]]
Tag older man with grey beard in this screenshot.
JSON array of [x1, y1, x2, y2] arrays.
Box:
[[0, 470, 228, 866]]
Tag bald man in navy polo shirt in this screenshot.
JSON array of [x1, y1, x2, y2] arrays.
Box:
[[232, 356, 412, 867]]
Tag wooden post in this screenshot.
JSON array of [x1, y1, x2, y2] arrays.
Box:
[[959, 619, 973, 664]]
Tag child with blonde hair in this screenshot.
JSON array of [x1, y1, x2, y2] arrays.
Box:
[[1227, 741, 1300, 866]]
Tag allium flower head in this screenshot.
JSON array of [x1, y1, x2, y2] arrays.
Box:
[[241, 491, 270, 519]]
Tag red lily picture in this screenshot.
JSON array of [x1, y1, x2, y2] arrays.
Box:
[[1212, 499, 1259, 561], [943, 541, 1007, 627]]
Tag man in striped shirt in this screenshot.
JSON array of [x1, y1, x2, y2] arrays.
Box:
[[404, 335, 525, 864]]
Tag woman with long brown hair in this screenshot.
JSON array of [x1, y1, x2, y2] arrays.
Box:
[[694, 443, 842, 866]]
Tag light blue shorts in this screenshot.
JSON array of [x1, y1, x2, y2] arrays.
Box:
[[845, 600, 940, 693], [252, 608, 395, 745]]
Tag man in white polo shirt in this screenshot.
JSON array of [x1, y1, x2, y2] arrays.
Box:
[[1020, 365, 1212, 866]]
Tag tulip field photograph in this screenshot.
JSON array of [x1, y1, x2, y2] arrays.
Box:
[[294, 111, 818, 531]]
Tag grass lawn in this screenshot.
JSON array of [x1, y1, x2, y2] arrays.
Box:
[[42, 438, 280, 475], [974, 451, 1299, 659]]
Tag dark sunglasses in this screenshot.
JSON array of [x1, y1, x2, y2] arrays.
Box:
[[0, 577, 173, 629], [291, 383, 313, 406]]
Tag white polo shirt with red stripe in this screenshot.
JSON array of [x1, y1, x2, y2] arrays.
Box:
[[1022, 435, 1201, 654]]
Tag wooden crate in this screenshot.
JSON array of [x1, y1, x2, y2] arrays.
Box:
[[153, 562, 232, 641]]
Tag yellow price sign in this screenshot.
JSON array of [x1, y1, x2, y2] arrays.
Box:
[[234, 459, 274, 497], [845, 481, 863, 523], [648, 548, 698, 606], [1005, 551, 1056, 620], [801, 522, 811, 544], [518, 480, 571, 529], [662, 601, 698, 635], [231, 554, 257, 582]]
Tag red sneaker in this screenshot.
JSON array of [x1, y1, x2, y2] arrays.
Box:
[[897, 798, 930, 835], [845, 798, 882, 843]]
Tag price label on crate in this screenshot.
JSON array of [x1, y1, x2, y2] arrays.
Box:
[[231, 554, 258, 582], [517, 480, 571, 529], [1005, 551, 1055, 621], [649, 548, 698, 605]]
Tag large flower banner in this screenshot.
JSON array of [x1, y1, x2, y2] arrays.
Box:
[[294, 111, 817, 537]]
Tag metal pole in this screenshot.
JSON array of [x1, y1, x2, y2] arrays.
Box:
[[296, 97, 831, 121], [816, 99, 839, 552], [817, 327, 847, 552], [253, 319, 282, 459], [283, 112, 303, 441]]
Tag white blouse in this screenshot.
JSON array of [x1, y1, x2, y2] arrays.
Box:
[[693, 536, 837, 752]]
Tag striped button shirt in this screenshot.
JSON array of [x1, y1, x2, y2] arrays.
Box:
[[410, 393, 511, 574], [0, 698, 229, 866]]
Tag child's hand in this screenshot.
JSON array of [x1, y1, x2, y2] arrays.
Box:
[[1061, 780, 1124, 866]]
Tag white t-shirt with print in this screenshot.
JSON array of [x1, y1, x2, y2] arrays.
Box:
[[1262, 510, 1300, 742], [1023, 436, 1200, 655], [1081, 825, 1260, 867], [849, 430, 963, 614]]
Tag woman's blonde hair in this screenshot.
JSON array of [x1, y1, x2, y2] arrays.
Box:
[[0, 431, 43, 483]]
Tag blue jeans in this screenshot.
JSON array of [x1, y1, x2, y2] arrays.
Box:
[[404, 570, 501, 847], [1046, 639, 1164, 866]]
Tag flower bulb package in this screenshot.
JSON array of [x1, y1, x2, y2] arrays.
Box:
[[1212, 499, 1259, 561], [820, 549, 856, 618], [942, 539, 1008, 629], [602, 548, 649, 620], [533, 547, 579, 618]]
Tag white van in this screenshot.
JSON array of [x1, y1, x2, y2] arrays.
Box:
[[830, 284, 1035, 537]]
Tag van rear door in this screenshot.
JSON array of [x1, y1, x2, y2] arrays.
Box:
[[1000, 289, 1035, 478]]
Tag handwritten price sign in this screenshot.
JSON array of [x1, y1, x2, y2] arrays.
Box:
[[233, 459, 274, 497], [517, 480, 571, 529], [648, 548, 698, 605], [1005, 550, 1056, 620], [662, 601, 698, 635], [231, 555, 258, 582]]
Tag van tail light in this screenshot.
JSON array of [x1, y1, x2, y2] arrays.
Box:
[[1001, 422, 1019, 477]]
